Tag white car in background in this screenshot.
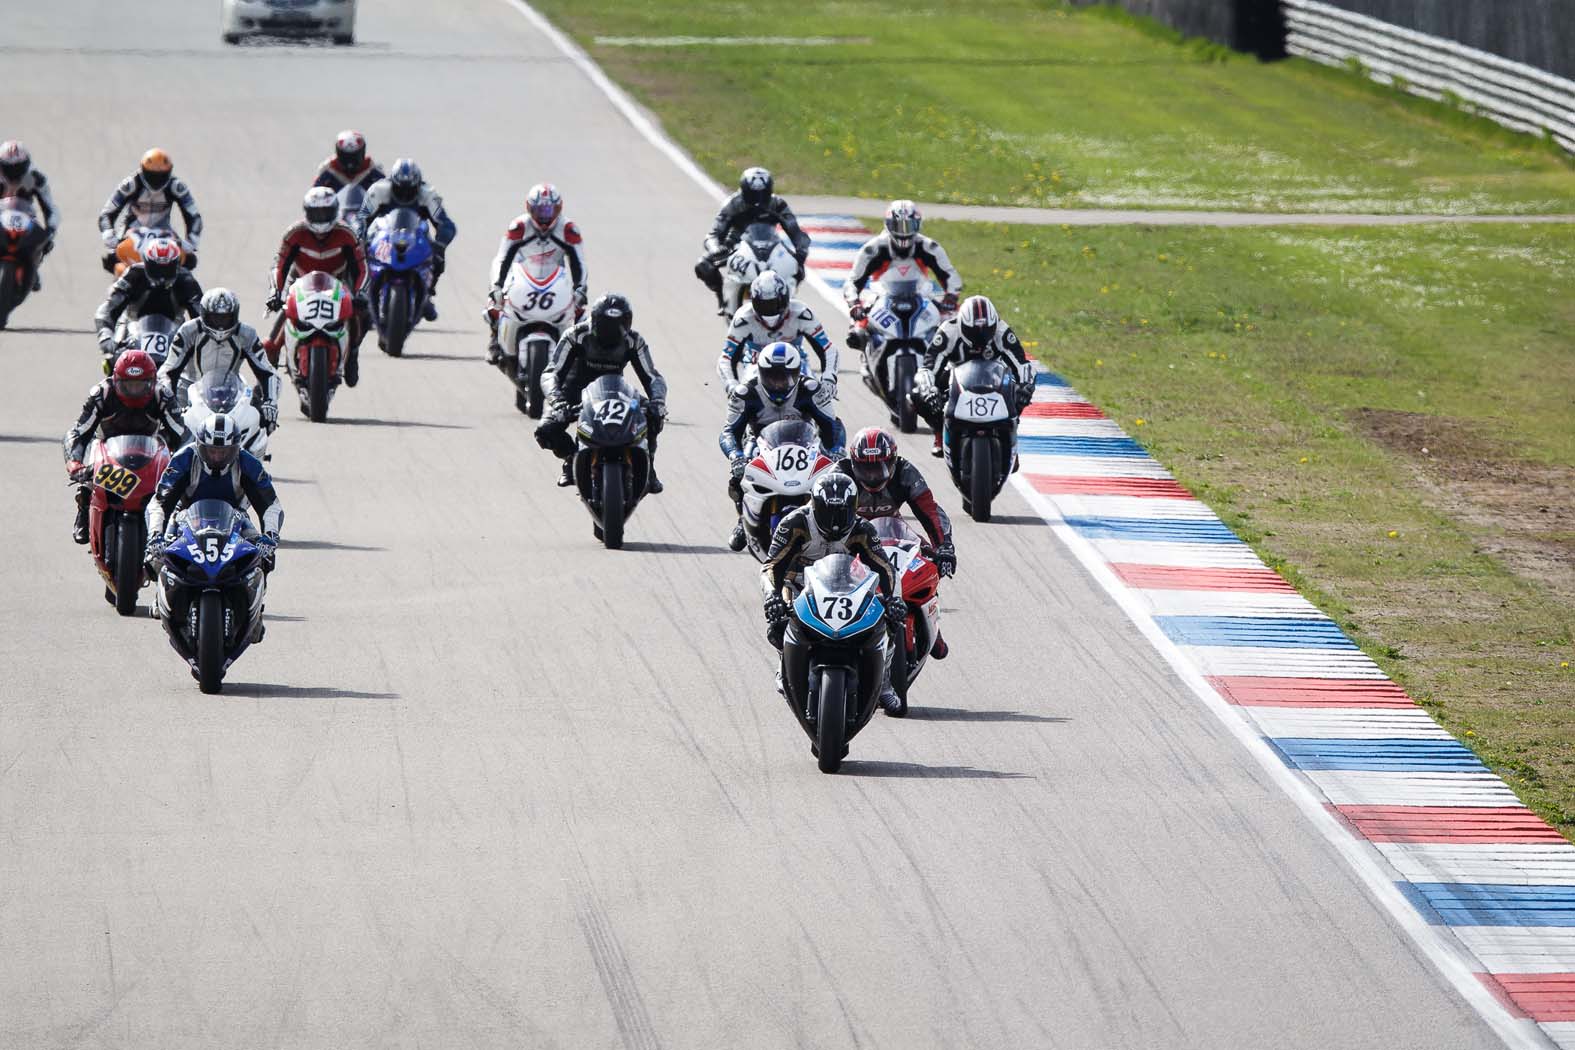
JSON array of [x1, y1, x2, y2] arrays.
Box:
[[221, 0, 357, 45]]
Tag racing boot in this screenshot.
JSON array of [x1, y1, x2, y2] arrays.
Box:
[[71, 488, 91, 545], [344, 345, 360, 388], [646, 464, 663, 495], [423, 298, 439, 322], [879, 685, 907, 718], [930, 433, 943, 458], [728, 518, 747, 552], [32, 270, 42, 292], [929, 632, 949, 660], [557, 459, 574, 487]]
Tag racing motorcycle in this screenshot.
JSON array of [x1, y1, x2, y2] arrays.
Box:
[[497, 245, 576, 418], [928, 357, 1019, 523], [572, 375, 653, 550], [849, 274, 943, 433], [870, 515, 942, 713], [104, 225, 194, 277], [0, 197, 46, 329], [154, 499, 268, 695], [105, 314, 179, 372], [282, 271, 353, 422], [336, 185, 366, 239], [781, 554, 890, 773], [739, 419, 833, 562], [721, 221, 798, 320], [180, 370, 269, 462], [366, 207, 432, 357], [83, 433, 171, 616]]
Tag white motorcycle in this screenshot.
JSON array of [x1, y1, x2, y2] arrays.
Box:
[[851, 273, 944, 433], [179, 369, 270, 462], [740, 418, 834, 562], [498, 246, 576, 418], [721, 221, 799, 321]]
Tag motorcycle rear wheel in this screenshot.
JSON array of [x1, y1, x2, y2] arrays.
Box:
[[600, 460, 625, 550], [113, 515, 144, 617], [969, 436, 996, 524], [816, 667, 848, 773], [196, 591, 225, 695], [307, 344, 329, 423]]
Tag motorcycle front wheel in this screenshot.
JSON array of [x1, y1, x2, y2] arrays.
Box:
[[308, 344, 330, 423], [969, 435, 996, 523], [895, 355, 918, 434], [816, 666, 848, 773], [196, 590, 225, 694], [113, 514, 144, 617], [384, 287, 408, 357], [600, 460, 625, 550]]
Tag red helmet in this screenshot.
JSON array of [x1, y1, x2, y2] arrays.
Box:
[[334, 130, 367, 174], [847, 426, 897, 493], [525, 183, 562, 229], [112, 349, 157, 408], [141, 238, 183, 286]]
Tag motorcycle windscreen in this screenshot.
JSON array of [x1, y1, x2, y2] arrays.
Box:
[[191, 370, 247, 414], [519, 247, 562, 284], [337, 186, 366, 221], [103, 433, 162, 471], [757, 419, 818, 455], [579, 374, 638, 409], [869, 514, 921, 548], [951, 357, 1012, 394], [182, 498, 245, 536], [882, 277, 925, 319], [744, 221, 782, 259]]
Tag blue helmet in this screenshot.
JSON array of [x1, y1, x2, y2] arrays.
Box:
[[756, 341, 801, 405], [389, 158, 422, 204]]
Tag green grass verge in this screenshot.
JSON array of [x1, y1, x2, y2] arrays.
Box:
[[931, 217, 1575, 827], [538, 0, 1575, 214]]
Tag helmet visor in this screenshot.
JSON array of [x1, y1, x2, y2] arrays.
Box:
[[591, 315, 624, 350], [528, 198, 559, 227], [199, 444, 239, 472], [204, 306, 238, 335], [753, 291, 787, 322], [305, 203, 338, 232], [962, 321, 995, 348], [114, 377, 154, 403], [336, 145, 365, 171], [850, 458, 894, 492], [886, 214, 920, 240], [141, 168, 171, 191], [0, 160, 25, 181], [760, 366, 795, 401], [391, 178, 418, 204], [814, 499, 854, 539], [145, 259, 178, 285]]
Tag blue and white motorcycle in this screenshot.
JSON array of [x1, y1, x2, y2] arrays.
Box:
[[154, 499, 269, 694], [849, 273, 944, 433], [781, 553, 890, 773], [365, 206, 432, 357]]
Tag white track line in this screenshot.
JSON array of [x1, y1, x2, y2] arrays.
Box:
[[500, 1, 1550, 1045]]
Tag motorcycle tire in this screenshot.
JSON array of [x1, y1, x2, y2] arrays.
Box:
[[969, 435, 996, 524], [888, 624, 910, 715], [384, 289, 408, 357], [895, 354, 918, 434], [308, 344, 329, 423], [0, 263, 23, 329], [816, 666, 848, 774], [513, 354, 531, 416], [526, 341, 547, 419], [600, 460, 625, 550], [113, 514, 144, 617], [197, 590, 225, 695]]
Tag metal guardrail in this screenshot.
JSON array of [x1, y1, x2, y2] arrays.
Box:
[[1282, 0, 1575, 154]]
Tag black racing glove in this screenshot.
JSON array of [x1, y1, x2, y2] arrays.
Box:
[[764, 595, 789, 627], [884, 595, 908, 627], [729, 455, 748, 481], [932, 542, 956, 578], [265, 291, 284, 313]]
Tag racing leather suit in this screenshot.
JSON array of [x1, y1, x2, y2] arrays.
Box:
[[63, 379, 186, 539], [357, 179, 457, 297], [159, 320, 282, 421], [695, 192, 811, 300], [842, 230, 962, 309], [717, 299, 837, 392], [312, 157, 387, 193], [0, 167, 59, 280], [97, 171, 202, 252], [94, 264, 203, 358], [148, 447, 283, 550], [264, 220, 369, 350], [917, 316, 1037, 434], [535, 323, 668, 464], [832, 455, 953, 550], [486, 213, 588, 351], [720, 378, 846, 515]]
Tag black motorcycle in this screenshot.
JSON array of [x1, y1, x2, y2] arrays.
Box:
[[939, 357, 1018, 523], [572, 375, 653, 549], [154, 499, 268, 694], [0, 198, 47, 329]]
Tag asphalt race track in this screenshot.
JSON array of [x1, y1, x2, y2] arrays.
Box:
[[0, 2, 1510, 1047]]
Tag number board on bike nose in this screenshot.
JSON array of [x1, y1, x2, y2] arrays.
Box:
[[817, 593, 862, 630], [593, 399, 629, 425], [94, 463, 139, 498]]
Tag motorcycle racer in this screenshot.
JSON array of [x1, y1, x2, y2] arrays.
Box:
[[694, 167, 811, 311], [761, 471, 907, 714], [159, 288, 281, 432], [263, 187, 370, 382], [357, 158, 457, 322], [312, 130, 386, 193], [842, 200, 962, 319], [720, 341, 846, 552], [62, 349, 185, 545], [535, 293, 668, 492], [146, 414, 283, 585], [97, 149, 202, 267], [716, 271, 838, 395], [0, 140, 59, 291], [917, 294, 1036, 456], [485, 183, 588, 362], [93, 238, 203, 364]]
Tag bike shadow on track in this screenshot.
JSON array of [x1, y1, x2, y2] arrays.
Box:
[[223, 682, 399, 701], [838, 760, 1031, 779], [905, 707, 1070, 724], [328, 417, 471, 430], [279, 539, 387, 552], [0, 433, 58, 444], [621, 540, 734, 556]]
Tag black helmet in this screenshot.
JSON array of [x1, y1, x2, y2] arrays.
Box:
[[589, 292, 633, 351], [739, 166, 773, 208], [959, 295, 1000, 350], [389, 158, 422, 205], [810, 472, 857, 541]]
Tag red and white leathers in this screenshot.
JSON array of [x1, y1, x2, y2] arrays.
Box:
[[488, 213, 587, 305], [312, 156, 386, 194], [841, 229, 962, 310], [0, 168, 59, 237], [264, 220, 367, 350]]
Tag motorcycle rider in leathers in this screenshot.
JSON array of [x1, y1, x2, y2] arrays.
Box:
[[842, 200, 962, 323], [917, 294, 1037, 457], [97, 148, 202, 269], [357, 158, 457, 322], [0, 140, 60, 292], [484, 183, 588, 363], [693, 167, 811, 312], [535, 293, 668, 493], [720, 341, 847, 552], [761, 472, 908, 717], [62, 348, 186, 545], [262, 187, 370, 382], [312, 130, 386, 194], [159, 288, 282, 435], [94, 238, 203, 365], [837, 425, 956, 659], [716, 271, 838, 397]]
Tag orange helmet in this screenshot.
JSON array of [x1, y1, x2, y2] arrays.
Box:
[[139, 148, 173, 190]]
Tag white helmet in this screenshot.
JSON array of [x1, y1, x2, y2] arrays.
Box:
[[196, 413, 243, 475], [885, 199, 922, 252], [749, 271, 790, 328], [303, 186, 338, 235]]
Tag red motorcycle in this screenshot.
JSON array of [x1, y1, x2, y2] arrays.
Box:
[[86, 433, 172, 615], [283, 270, 354, 422], [870, 515, 944, 715]]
